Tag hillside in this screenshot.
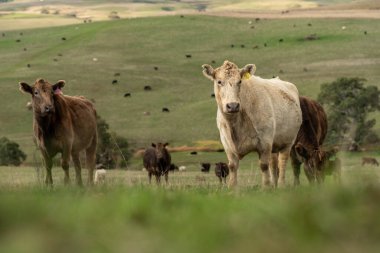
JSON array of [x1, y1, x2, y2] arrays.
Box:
[[0, 15, 379, 162]]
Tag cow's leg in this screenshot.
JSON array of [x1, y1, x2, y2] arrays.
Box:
[[259, 149, 271, 187], [155, 175, 161, 184], [61, 148, 71, 185], [278, 147, 292, 187], [43, 153, 53, 186], [290, 149, 302, 186], [226, 152, 239, 188], [85, 136, 97, 186], [164, 171, 169, 184], [148, 171, 152, 184], [71, 152, 83, 187], [269, 153, 279, 187]]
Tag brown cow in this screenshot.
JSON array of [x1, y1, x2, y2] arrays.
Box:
[[143, 143, 171, 184], [362, 157, 379, 166], [290, 96, 328, 185], [19, 78, 97, 186]]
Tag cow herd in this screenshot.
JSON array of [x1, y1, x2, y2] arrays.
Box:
[[18, 60, 375, 188]]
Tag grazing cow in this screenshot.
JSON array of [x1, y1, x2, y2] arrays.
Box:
[[201, 163, 210, 173], [202, 60, 302, 187], [186, 54, 192, 58], [162, 107, 170, 113], [144, 85, 152, 91], [362, 157, 379, 166], [211, 93, 215, 98], [241, 44, 245, 48], [289, 96, 328, 185], [27, 64, 31, 68], [190, 151, 197, 155], [154, 66, 159, 71], [215, 162, 229, 184], [124, 93, 131, 97], [62, 37, 66, 41], [112, 80, 118, 84], [143, 143, 171, 184], [231, 44, 235, 48], [19, 78, 98, 186], [279, 38, 284, 42]]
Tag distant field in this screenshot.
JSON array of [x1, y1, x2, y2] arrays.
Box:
[[0, 15, 379, 163]]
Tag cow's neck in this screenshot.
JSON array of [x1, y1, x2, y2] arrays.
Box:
[[220, 108, 258, 157]]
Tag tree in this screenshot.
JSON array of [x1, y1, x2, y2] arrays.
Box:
[[96, 115, 131, 169], [0, 137, 27, 166], [318, 77, 380, 145]]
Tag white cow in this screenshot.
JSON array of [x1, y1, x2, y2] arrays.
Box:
[[202, 60, 302, 187], [94, 169, 107, 184]]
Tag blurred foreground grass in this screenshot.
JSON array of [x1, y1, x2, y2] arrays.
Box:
[[1, 151, 380, 253]]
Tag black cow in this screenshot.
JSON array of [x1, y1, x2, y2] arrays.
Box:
[[201, 163, 210, 173], [215, 162, 229, 184], [143, 143, 171, 184]]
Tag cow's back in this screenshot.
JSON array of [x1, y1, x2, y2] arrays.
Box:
[[241, 76, 302, 150]]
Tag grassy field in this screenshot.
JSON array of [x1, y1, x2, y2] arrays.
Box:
[[1, 157, 380, 253], [0, 15, 379, 164]]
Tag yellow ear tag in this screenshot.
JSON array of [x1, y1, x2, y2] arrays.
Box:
[[242, 72, 251, 80]]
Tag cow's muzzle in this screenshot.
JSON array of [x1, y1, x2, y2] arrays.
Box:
[[226, 102, 240, 113]]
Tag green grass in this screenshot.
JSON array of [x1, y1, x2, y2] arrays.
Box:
[[0, 148, 380, 253], [0, 15, 379, 163]]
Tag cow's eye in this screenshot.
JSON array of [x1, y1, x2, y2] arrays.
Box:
[[34, 91, 38, 95], [217, 80, 222, 85]]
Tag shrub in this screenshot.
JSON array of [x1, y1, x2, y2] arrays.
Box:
[[0, 137, 26, 166]]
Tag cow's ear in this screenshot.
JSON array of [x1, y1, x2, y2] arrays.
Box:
[[52, 80, 65, 91], [151, 143, 156, 148], [164, 143, 169, 147], [19, 82, 33, 95], [240, 64, 256, 79], [202, 64, 215, 81]]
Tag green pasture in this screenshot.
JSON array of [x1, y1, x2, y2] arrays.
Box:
[[0, 15, 379, 164]]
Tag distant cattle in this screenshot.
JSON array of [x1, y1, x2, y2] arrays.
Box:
[[114, 73, 120, 76], [154, 66, 159, 71], [308, 23, 312, 26], [289, 96, 328, 185], [362, 157, 379, 166], [179, 166, 186, 171], [144, 85, 152, 91], [62, 37, 66, 41], [16, 39, 21, 42], [124, 93, 131, 97], [231, 44, 235, 48], [112, 80, 118, 84], [264, 43, 267, 47], [162, 107, 170, 112], [201, 163, 210, 173], [215, 162, 229, 184], [190, 151, 197, 155], [241, 44, 245, 48], [19, 78, 97, 186], [143, 143, 171, 184], [27, 64, 31, 68], [202, 60, 301, 187], [364, 31, 367, 35], [23, 48, 27, 51], [186, 54, 192, 58], [304, 34, 319, 41], [211, 93, 215, 98], [279, 38, 284, 42], [211, 60, 216, 64]]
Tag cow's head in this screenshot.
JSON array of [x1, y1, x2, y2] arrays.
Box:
[[202, 60, 256, 114], [19, 79, 65, 117], [151, 142, 169, 160]]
